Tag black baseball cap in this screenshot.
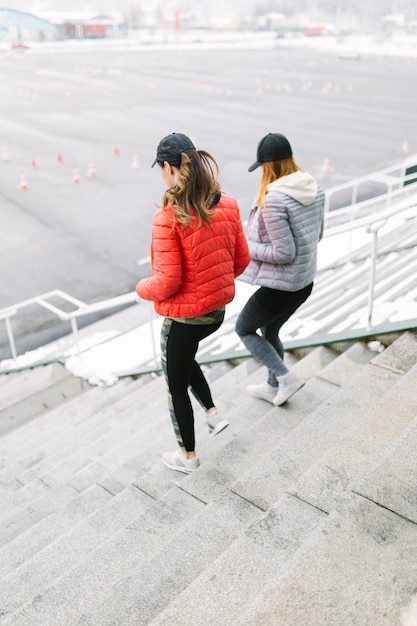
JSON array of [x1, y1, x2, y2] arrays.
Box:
[[248, 133, 293, 172], [151, 132, 196, 168]]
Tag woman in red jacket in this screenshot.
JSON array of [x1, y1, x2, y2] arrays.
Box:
[[136, 133, 250, 473]]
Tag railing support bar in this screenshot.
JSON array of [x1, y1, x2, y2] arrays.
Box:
[[70, 317, 81, 357], [5, 317, 18, 367], [367, 230, 379, 330], [147, 303, 159, 368]]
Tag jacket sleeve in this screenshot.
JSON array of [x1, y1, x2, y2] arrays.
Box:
[[136, 211, 182, 302], [249, 201, 296, 265], [234, 220, 251, 277]]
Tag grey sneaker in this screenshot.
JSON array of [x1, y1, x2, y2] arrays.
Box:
[[206, 411, 229, 437], [247, 382, 277, 404], [273, 372, 304, 406], [161, 450, 200, 474]]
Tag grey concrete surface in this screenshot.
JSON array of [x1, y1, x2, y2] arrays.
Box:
[[231, 353, 401, 511], [1, 332, 416, 625], [238, 494, 417, 626], [1, 39, 417, 355], [354, 412, 417, 524], [151, 493, 327, 626]]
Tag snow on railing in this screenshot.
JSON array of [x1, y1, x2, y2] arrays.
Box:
[[0, 290, 139, 368]]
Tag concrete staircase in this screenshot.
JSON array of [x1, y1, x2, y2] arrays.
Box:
[[0, 331, 417, 625]]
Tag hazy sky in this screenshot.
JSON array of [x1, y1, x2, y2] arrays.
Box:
[[8, 0, 417, 22], [16, 0, 257, 16]]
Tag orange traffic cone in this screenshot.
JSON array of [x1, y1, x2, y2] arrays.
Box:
[[87, 161, 96, 177], [73, 168, 80, 184], [57, 154, 63, 164], [113, 147, 120, 157], [131, 154, 140, 170], [401, 139, 409, 154], [31, 158, 37, 169], [19, 173, 28, 190], [320, 157, 332, 174]]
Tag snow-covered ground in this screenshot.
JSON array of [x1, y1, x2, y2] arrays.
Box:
[[3, 30, 417, 58]]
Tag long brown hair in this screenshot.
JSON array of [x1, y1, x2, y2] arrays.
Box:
[[256, 157, 302, 208], [160, 150, 221, 228]]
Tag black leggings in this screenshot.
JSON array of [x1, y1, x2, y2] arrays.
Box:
[[160, 316, 224, 452], [236, 284, 313, 386]]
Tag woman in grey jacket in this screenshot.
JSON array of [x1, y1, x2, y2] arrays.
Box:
[[236, 133, 325, 405]]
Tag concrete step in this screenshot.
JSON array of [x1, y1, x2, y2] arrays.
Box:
[[0, 374, 164, 488], [0, 342, 366, 524], [0, 359, 265, 516], [5, 358, 271, 505], [288, 353, 417, 515], [236, 494, 417, 626], [354, 412, 417, 525], [0, 362, 90, 436], [0, 482, 112, 553], [0, 334, 414, 625], [0, 485, 111, 580], [101, 346, 340, 502], [71, 491, 262, 626], [0, 370, 156, 462], [0, 348, 324, 573], [150, 493, 328, 626], [0, 485, 155, 620], [0, 358, 257, 539], [0, 486, 207, 625], [0, 378, 145, 490], [0, 387, 170, 533], [230, 337, 410, 511], [170, 342, 374, 507]]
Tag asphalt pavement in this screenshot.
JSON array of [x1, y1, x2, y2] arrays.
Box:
[[1, 35, 416, 355]]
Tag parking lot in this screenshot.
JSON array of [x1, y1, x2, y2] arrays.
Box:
[[1, 36, 416, 354]]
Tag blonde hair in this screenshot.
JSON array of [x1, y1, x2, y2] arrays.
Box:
[[256, 157, 302, 208], [160, 150, 221, 228]]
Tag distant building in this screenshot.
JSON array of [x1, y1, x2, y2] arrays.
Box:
[[0, 8, 59, 43], [37, 11, 122, 39]]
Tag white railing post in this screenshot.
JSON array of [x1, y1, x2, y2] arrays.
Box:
[[70, 317, 81, 357], [147, 302, 159, 368], [366, 220, 386, 330], [5, 316, 18, 367]]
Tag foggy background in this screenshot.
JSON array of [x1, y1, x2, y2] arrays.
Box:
[[6, 1, 417, 29]]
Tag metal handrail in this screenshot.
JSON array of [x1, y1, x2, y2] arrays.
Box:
[[0, 290, 139, 367], [324, 153, 417, 212], [324, 184, 417, 237], [322, 185, 417, 329]]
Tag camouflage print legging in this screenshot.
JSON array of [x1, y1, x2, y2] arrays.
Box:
[[160, 316, 224, 452]]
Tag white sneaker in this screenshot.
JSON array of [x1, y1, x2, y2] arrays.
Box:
[[273, 372, 304, 406], [247, 382, 277, 404], [161, 450, 200, 474], [206, 410, 230, 437]]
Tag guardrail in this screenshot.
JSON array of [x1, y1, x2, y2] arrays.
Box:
[[324, 153, 417, 212], [323, 181, 417, 328], [0, 290, 139, 368]]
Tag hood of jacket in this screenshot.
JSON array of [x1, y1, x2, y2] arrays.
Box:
[[266, 171, 318, 206]]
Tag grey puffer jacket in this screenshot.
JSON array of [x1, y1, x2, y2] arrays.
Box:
[[239, 171, 325, 292]]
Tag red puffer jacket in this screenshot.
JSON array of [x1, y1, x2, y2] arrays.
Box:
[[136, 193, 250, 318]]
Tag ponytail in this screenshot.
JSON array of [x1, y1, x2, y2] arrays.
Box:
[[162, 150, 221, 227]]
